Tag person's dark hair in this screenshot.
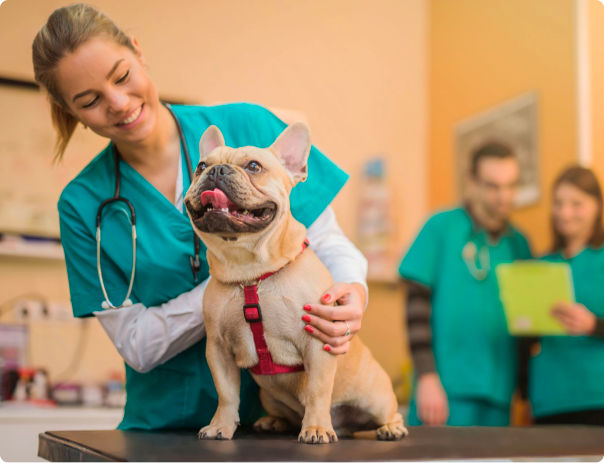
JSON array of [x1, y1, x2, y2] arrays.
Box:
[[551, 165, 604, 252], [470, 141, 516, 178], [32, 4, 136, 161]]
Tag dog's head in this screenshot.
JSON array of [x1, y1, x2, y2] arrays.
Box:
[[184, 122, 310, 241]]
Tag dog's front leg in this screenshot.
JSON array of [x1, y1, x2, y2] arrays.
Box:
[[298, 345, 338, 444], [198, 335, 241, 440]]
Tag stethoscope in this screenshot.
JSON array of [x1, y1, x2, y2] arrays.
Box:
[[462, 237, 490, 281], [96, 102, 201, 309]]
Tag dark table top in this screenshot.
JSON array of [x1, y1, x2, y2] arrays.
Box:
[[38, 426, 604, 462]]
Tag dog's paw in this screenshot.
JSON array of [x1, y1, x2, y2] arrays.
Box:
[[197, 423, 237, 440], [253, 416, 291, 433], [298, 426, 338, 444], [376, 422, 408, 441]]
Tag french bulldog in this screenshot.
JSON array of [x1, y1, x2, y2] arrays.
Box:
[[184, 122, 407, 444]]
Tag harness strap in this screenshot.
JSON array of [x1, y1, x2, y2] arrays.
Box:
[[242, 239, 309, 375]]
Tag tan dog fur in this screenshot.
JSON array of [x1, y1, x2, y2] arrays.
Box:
[[184, 123, 407, 444]]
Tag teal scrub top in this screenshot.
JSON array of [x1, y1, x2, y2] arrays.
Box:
[[399, 207, 532, 406], [529, 247, 604, 418], [58, 103, 348, 430]]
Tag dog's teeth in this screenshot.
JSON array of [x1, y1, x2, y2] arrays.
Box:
[[221, 207, 228, 213]]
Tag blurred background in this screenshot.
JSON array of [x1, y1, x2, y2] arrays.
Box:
[[1, 0, 604, 459]]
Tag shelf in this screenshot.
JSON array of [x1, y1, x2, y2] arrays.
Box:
[[0, 238, 64, 260]]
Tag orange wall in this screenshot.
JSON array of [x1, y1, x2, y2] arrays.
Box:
[[429, 0, 577, 254], [590, 0, 604, 178], [0, 0, 428, 251]]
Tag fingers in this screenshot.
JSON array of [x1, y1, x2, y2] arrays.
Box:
[[551, 306, 570, 318], [302, 316, 353, 350], [320, 282, 366, 308], [552, 300, 571, 311], [301, 304, 360, 354], [419, 398, 447, 426], [306, 282, 366, 355], [303, 304, 361, 332], [302, 313, 353, 338], [323, 341, 350, 355], [320, 282, 355, 305], [551, 309, 585, 335]]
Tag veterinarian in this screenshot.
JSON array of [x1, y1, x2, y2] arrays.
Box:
[[33, 4, 369, 430], [399, 142, 532, 426], [520, 166, 604, 425]]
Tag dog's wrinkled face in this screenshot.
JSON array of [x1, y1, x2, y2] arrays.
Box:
[[185, 123, 310, 237]]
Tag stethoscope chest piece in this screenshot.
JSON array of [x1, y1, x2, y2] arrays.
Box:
[[462, 240, 490, 281]]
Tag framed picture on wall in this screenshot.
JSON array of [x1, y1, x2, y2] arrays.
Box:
[[455, 92, 540, 207], [0, 77, 189, 239]]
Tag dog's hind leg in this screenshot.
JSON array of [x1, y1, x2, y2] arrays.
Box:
[[253, 389, 301, 433], [362, 366, 408, 441], [254, 388, 301, 432], [338, 341, 408, 441]]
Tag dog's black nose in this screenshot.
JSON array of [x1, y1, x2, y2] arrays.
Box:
[[208, 164, 232, 179]]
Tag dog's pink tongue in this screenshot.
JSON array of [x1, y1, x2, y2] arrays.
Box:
[[201, 188, 231, 209]]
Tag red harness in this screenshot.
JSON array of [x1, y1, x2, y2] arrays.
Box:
[[242, 239, 309, 375]]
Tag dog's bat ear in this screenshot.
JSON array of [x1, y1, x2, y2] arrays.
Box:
[[199, 125, 226, 159], [270, 122, 310, 184]]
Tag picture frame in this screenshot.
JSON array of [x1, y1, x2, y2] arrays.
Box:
[[455, 92, 540, 207]]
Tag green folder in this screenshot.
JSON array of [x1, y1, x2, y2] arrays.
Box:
[[496, 261, 573, 336]]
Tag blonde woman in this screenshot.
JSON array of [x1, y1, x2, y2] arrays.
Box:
[[33, 4, 368, 430]]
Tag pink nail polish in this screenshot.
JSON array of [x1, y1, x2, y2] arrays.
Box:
[[302, 315, 311, 322], [303, 305, 312, 312], [324, 345, 331, 352], [304, 325, 314, 333], [323, 294, 331, 303]]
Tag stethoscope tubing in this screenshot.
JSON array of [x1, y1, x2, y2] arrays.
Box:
[[95, 102, 199, 309]]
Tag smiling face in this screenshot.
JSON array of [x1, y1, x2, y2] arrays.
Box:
[[552, 182, 599, 244], [185, 123, 310, 238], [54, 35, 161, 145]]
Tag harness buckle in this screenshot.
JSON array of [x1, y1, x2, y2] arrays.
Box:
[[243, 303, 262, 322]]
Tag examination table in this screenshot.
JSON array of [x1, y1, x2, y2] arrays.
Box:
[[38, 425, 604, 461]]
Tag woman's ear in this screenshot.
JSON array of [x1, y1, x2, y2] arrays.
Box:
[[130, 36, 145, 64]]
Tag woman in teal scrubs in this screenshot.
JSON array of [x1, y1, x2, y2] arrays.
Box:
[[32, 4, 369, 430], [528, 166, 604, 425]]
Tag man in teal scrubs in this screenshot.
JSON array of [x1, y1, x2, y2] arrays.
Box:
[[59, 102, 349, 430], [399, 142, 532, 426]]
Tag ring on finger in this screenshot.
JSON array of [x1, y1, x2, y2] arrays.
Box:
[[344, 320, 351, 337]]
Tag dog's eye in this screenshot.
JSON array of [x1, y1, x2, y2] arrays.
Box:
[[195, 161, 207, 176], [245, 161, 262, 173]]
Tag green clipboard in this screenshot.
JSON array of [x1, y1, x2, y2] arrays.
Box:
[[496, 261, 573, 335]]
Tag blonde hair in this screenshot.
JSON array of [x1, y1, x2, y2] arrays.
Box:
[[32, 4, 136, 161]]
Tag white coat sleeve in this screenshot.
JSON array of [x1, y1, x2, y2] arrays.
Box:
[[307, 206, 369, 307], [93, 277, 209, 373]]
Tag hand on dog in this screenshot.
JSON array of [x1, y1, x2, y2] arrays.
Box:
[[551, 301, 596, 335], [301, 282, 366, 355]]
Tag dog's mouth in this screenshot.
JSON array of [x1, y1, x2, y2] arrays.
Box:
[[189, 188, 277, 233]]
